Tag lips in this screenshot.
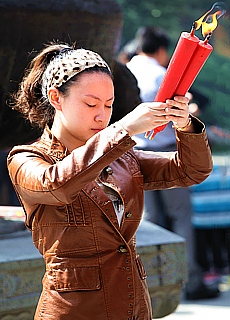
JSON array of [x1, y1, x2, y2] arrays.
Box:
[[92, 128, 103, 133]]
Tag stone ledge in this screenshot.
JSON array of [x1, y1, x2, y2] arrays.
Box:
[[137, 220, 187, 318], [0, 249, 45, 319]]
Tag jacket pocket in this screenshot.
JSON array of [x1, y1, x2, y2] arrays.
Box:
[[47, 265, 101, 292], [135, 255, 147, 280]]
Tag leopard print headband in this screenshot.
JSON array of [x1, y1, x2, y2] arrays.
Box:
[[42, 48, 110, 98]]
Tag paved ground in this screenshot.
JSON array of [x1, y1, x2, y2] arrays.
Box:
[[165, 278, 230, 319]]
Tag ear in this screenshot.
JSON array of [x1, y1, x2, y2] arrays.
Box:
[[48, 88, 62, 111]]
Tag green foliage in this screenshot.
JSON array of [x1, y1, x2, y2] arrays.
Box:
[[118, 0, 214, 45]]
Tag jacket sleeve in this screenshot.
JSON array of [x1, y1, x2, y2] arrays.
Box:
[[134, 117, 213, 190], [7, 123, 135, 205]]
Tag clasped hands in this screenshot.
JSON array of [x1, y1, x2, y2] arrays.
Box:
[[119, 95, 191, 137]]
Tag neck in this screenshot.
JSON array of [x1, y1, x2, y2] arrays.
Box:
[[139, 47, 168, 67], [51, 118, 77, 152]]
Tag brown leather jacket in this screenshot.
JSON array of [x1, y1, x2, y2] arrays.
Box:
[[7, 119, 212, 320]]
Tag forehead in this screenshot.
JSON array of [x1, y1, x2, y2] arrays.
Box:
[[69, 72, 114, 97], [74, 71, 113, 86]]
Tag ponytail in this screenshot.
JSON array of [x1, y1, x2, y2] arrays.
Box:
[[11, 41, 74, 129]]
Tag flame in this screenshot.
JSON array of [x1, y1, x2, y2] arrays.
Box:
[[193, 11, 212, 31], [202, 12, 219, 37], [192, 2, 226, 39]]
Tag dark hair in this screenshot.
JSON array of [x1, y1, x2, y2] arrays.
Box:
[[10, 41, 112, 130], [139, 26, 170, 54]]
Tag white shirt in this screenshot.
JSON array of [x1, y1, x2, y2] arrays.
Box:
[[127, 55, 166, 102], [97, 180, 124, 226]]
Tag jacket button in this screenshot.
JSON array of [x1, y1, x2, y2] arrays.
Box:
[[106, 166, 113, 175], [118, 245, 128, 253], [125, 211, 132, 218]]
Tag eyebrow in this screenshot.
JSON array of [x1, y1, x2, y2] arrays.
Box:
[[85, 94, 114, 102]]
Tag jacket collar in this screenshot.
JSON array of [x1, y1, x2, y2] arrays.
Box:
[[41, 125, 69, 161]]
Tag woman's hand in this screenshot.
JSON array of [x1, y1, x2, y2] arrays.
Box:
[[165, 96, 190, 129], [118, 95, 191, 137]]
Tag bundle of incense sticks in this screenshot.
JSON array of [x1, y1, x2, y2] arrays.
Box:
[[145, 31, 213, 140]]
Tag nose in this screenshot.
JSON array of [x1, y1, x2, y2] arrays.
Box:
[[95, 106, 106, 122]]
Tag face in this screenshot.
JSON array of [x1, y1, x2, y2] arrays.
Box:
[[50, 72, 114, 150]]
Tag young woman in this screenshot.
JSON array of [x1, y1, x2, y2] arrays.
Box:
[[7, 42, 212, 320]]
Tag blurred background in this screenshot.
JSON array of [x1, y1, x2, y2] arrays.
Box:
[[117, 0, 230, 152]]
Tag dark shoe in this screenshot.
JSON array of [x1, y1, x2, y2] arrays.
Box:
[[185, 282, 220, 300]]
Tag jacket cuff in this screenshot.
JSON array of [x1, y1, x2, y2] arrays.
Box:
[[175, 115, 206, 139]]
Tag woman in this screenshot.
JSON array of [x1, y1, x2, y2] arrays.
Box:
[[7, 42, 212, 320]]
